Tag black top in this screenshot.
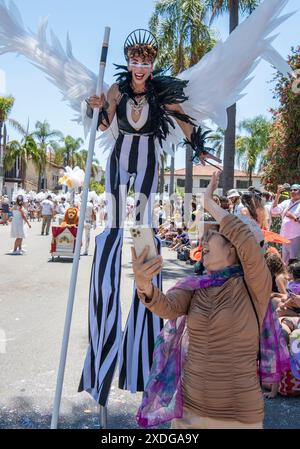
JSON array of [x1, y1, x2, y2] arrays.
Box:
[[272, 275, 279, 293], [114, 65, 195, 145], [116, 94, 154, 135]]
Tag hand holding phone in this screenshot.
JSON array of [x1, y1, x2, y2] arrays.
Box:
[[131, 246, 163, 294], [130, 227, 158, 262]]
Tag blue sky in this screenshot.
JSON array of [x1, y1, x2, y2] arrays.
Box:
[[1, 0, 299, 170]]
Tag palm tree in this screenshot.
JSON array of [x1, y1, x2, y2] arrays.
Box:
[[3, 135, 46, 189], [75, 149, 100, 179], [207, 127, 225, 159], [0, 96, 26, 139], [169, 145, 176, 216], [0, 96, 14, 154], [235, 115, 270, 185], [53, 135, 84, 168], [0, 96, 26, 187], [32, 120, 63, 189], [149, 0, 217, 196], [205, 0, 260, 193]]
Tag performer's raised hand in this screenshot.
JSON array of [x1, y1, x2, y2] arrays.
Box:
[[131, 246, 163, 295]]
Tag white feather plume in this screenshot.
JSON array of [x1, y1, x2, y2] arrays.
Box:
[[0, 0, 294, 159], [0, 0, 108, 123], [163, 0, 294, 149], [12, 188, 27, 202], [35, 192, 46, 202]]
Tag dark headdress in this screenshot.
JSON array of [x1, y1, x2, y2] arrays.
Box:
[[124, 29, 158, 62]]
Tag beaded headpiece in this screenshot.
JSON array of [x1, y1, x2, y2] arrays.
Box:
[[124, 29, 158, 62]]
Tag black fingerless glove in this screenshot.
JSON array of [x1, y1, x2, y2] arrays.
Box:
[[183, 126, 216, 164], [85, 99, 110, 128]]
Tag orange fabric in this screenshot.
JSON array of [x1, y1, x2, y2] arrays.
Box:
[[262, 228, 291, 244]]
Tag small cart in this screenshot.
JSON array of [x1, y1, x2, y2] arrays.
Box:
[[50, 226, 77, 261]]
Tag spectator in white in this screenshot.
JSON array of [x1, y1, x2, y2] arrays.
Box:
[[57, 197, 70, 224], [41, 195, 54, 235], [227, 189, 243, 216], [262, 192, 274, 229], [10, 195, 31, 254], [271, 184, 300, 264], [82, 199, 97, 256]]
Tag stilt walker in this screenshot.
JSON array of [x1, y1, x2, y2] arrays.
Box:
[[50, 27, 111, 428], [78, 29, 225, 408]]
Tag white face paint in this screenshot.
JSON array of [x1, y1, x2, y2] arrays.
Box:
[[128, 57, 153, 86], [128, 60, 152, 69]]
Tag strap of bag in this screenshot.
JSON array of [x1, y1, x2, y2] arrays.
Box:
[[283, 199, 300, 218]]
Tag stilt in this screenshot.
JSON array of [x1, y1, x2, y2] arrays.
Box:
[[99, 405, 107, 429]]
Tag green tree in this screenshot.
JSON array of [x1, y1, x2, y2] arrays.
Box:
[[205, 0, 260, 193], [89, 179, 105, 195], [235, 115, 270, 185], [206, 127, 225, 159], [262, 47, 300, 192], [53, 136, 84, 168], [149, 0, 217, 195], [75, 149, 100, 179], [0, 96, 14, 156], [32, 120, 63, 189], [0, 96, 26, 181], [3, 135, 46, 188]]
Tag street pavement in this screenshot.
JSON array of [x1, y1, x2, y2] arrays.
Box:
[[0, 221, 299, 429]]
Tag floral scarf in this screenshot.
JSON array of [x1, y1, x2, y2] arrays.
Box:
[[136, 265, 243, 428]]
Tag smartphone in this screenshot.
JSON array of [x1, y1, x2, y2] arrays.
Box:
[[130, 227, 158, 262]]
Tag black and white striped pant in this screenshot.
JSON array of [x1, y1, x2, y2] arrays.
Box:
[[79, 133, 163, 405]]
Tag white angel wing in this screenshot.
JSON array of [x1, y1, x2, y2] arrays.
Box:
[[162, 0, 294, 154], [179, 0, 293, 129], [0, 0, 109, 123]]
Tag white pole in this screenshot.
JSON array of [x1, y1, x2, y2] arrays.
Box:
[[51, 26, 111, 429]]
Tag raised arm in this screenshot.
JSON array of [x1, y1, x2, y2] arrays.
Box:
[[138, 285, 193, 320], [204, 172, 271, 311], [165, 103, 221, 165], [20, 207, 31, 228]]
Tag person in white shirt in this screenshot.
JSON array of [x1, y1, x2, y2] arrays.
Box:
[[58, 197, 70, 214], [227, 189, 243, 216], [82, 199, 97, 256], [262, 192, 274, 229], [57, 197, 70, 224], [271, 184, 300, 264], [41, 195, 54, 235]]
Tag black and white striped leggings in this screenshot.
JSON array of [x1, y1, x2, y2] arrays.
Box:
[[79, 133, 163, 406]]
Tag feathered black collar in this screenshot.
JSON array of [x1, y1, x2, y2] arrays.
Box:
[[113, 64, 195, 146]]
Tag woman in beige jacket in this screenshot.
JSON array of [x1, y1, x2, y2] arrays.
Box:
[[132, 172, 272, 429]]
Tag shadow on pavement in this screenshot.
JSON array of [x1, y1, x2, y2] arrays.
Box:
[[1, 395, 299, 429]]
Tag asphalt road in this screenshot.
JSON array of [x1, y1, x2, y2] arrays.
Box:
[[0, 220, 299, 429]]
